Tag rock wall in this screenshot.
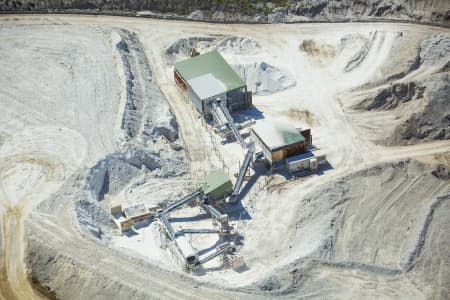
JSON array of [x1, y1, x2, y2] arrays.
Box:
[[1, 0, 449, 26], [392, 73, 450, 144], [250, 160, 450, 298], [353, 34, 450, 145]]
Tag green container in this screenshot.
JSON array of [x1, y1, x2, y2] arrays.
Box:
[[198, 170, 233, 201]]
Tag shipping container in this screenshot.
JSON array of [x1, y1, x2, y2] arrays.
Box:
[[286, 150, 327, 172]]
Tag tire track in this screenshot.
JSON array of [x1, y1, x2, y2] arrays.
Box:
[[0, 127, 86, 300]]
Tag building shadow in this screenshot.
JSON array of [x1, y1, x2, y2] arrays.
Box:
[[234, 105, 265, 122], [315, 161, 334, 175], [112, 212, 122, 219], [122, 229, 138, 237], [307, 144, 319, 151], [133, 219, 152, 230], [270, 168, 294, 180]]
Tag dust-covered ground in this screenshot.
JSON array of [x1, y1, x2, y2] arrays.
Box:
[[0, 15, 449, 300]]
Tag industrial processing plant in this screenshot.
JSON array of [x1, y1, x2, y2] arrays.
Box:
[[0, 7, 449, 300]]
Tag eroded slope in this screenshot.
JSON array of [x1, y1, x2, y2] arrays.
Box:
[[253, 160, 450, 299]]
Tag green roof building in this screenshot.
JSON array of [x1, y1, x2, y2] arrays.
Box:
[[250, 120, 308, 164], [174, 50, 251, 114], [198, 170, 232, 201]]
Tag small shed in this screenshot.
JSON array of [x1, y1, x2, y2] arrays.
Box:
[[174, 50, 251, 114], [123, 204, 153, 223], [198, 170, 233, 201], [250, 120, 307, 164]]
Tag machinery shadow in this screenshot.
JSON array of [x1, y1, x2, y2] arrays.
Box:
[[169, 213, 211, 223], [237, 172, 261, 202], [224, 200, 251, 221], [197, 238, 225, 256]]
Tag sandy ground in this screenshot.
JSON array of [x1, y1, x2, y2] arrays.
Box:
[[0, 14, 449, 299], [0, 23, 121, 299]]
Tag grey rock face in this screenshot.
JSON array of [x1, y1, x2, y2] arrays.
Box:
[[188, 10, 205, 20], [358, 82, 426, 110], [268, 7, 289, 23], [354, 34, 450, 145], [1, 0, 449, 25], [420, 34, 450, 66], [395, 73, 450, 144]]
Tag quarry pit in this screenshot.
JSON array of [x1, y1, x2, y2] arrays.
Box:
[[0, 14, 449, 300]]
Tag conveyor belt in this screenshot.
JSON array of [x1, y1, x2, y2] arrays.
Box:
[[209, 100, 228, 127], [233, 149, 253, 196], [209, 100, 246, 148], [202, 204, 229, 223], [176, 228, 222, 235], [217, 100, 246, 148], [203, 204, 223, 219], [159, 213, 175, 240], [162, 191, 200, 214], [197, 245, 233, 266]]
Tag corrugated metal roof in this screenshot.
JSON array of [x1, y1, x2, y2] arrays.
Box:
[[252, 120, 305, 151], [175, 50, 245, 98], [187, 73, 227, 99]]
